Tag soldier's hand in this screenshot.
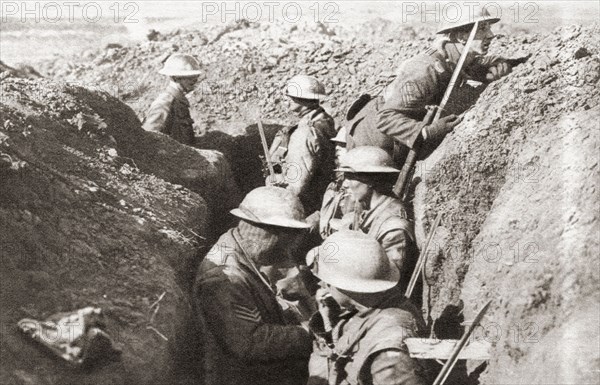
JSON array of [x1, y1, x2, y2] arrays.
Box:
[[316, 288, 341, 331], [486, 61, 512, 81], [423, 114, 461, 141], [265, 173, 288, 187]]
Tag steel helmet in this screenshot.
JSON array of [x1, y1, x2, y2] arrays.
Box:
[[230, 186, 310, 229], [336, 146, 399, 173], [307, 230, 399, 293], [286, 75, 327, 101], [159, 53, 203, 77], [436, 7, 500, 34], [331, 126, 347, 145]]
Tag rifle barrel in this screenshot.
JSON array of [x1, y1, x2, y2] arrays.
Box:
[[432, 300, 492, 385], [434, 21, 480, 122], [405, 211, 443, 299], [258, 120, 275, 177]]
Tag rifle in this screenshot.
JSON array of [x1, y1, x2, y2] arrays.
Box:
[[432, 300, 492, 385], [505, 54, 531, 68], [393, 21, 480, 199], [257, 119, 275, 178], [393, 106, 437, 201], [405, 211, 442, 299]]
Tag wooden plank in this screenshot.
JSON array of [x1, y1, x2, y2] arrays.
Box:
[[405, 338, 491, 360]]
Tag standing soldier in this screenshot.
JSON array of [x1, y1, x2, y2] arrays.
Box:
[[194, 186, 313, 385], [307, 230, 428, 385], [267, 75, 337, 215], [337, 146, 417, 293], [142, 53, 202, 145], [348, 8, 512, 165]]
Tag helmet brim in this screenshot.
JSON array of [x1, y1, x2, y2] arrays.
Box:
[[436, 16, 500, 34], [286, 92, 327, 101], [335, 166, 400, 173], [230, 208, 310, 229], [312, 264, 400, 293], [158, 69, 203, 77]]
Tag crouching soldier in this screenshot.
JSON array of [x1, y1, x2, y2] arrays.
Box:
[[337, 146, 417, 294], [267, 75, 337, 215], [142, 53, 201, 145], [349, 8, 513, 165], [194, 186, 313, 385], [307, 230, 428, 385]]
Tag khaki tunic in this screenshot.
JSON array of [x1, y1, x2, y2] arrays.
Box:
[[348, 41, 505, 164], [270, 107, 336, 214], [194, 228, 312, 385], [310, 292, 428, 385], [378, 42, 505, 156], [142, 82, 195, 145]]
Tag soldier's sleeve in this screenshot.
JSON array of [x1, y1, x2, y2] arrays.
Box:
[[378, 216, 415, 274], [285, 121, 326, 197], [318, 184, 338, 238], [196, 265, 313, 362], [363, 349, 428, 385], [376, 61, 438, 149], [379, 226, 409, 274], [142, 92, 174, 134], [466, 55, 507, 83], [285, 143, 314, 197]]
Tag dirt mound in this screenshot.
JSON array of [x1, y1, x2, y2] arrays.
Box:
[[0, 77, 240, 384], [414, 24, 599, 382], [35, 20, 430, 198], [37, 19, 429, 130], [1, 77, 241, 234], [194, 120, 284, 194], [1, 60, 42, 79]]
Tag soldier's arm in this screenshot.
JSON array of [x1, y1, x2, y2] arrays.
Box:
[[363, 349, 428, 385], [378, 216, 415, 274], [380, 227, 410, 274], [318, 184, 339, 238], [285, 144, 314, 197], [285, 119, 332, 196], [376, 63, 438, 149], [197, 268, 313, 362], [142, 93, 173, 133], [466, 55, 508, 82]]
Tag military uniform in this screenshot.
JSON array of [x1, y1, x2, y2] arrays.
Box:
[[313, 291, 428, 385], [337, 195, 417, 294], [142, 81, 195, 145], [318, 179, 354, 239], [194, 228, 312, 385], [378, 41, 503, 148], [354, 195, 416, 294], [269, 107, 336, 214], [349, 40, 505, 164]]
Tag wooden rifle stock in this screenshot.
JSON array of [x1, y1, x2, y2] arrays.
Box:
[[257, 119, 275, 178], [393, 105, 437, 200]]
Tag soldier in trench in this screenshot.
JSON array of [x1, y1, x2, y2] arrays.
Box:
[[307, 230, 428, 385], [266, 74, 337, 216], [142, 53, 201, 145], [335, 146, 418, 296], [263, 75, 339, 307], [193, 186, 313, 385], [347, 7, 514, 166]]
